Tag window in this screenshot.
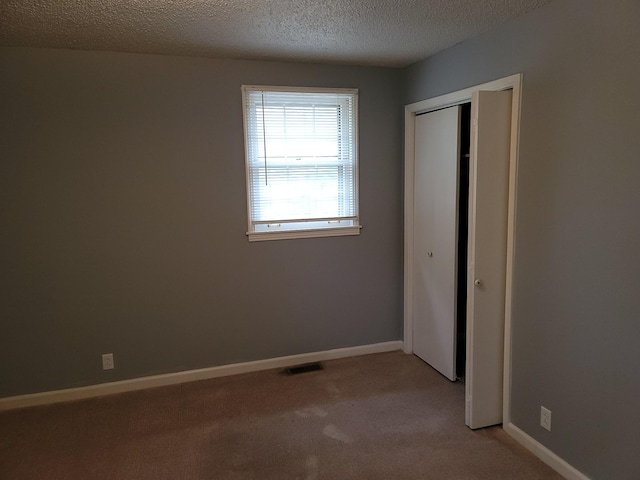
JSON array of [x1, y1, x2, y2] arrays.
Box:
[[241, 86, 360, 241]]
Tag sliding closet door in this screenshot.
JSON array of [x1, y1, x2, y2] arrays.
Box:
[[413, 106, 461, 381], [465, 90, 512, 429]]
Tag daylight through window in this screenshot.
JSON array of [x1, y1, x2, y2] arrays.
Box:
[[242, 86, 360, 241]]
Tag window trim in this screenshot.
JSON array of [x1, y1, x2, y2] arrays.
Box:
[[241, 85, 361, 242]]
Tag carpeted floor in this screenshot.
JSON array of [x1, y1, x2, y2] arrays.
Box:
[[0, 351, 563, 479]]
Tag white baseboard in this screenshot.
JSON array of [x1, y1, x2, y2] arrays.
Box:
[[0, 341, 403, 411], [504, 422, 590, 480]]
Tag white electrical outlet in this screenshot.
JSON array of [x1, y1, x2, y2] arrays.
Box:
[[540, 406, 552, 431], [102, 353, 114, 370]]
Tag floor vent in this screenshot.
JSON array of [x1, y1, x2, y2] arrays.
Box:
[[284, 363, 324, 375]]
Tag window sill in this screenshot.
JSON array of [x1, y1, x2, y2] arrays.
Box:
[[247, 225, 362, 242]]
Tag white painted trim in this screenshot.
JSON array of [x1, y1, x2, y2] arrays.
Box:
[[403, 74, 522, 425], [0, 341, 403, 411], [502, 76, 522, 426], [405, 74, 522, 116], [242, 85, 359, 95], [247, 225, 361, 242], [241, 85, 361, 243], [504, 423, 590, 480], [403, 106, 415, 354]]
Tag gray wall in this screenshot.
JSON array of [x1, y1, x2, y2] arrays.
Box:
[[404, 1, 640, 478], [0, 48, 403, 397]]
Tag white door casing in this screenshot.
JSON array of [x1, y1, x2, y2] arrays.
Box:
[[403, 74, 522, 428]]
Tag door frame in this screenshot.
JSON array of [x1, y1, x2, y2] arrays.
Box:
[[403, 73, 522, 426]]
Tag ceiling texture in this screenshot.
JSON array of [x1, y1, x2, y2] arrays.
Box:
[[0, 0, 552, 67]]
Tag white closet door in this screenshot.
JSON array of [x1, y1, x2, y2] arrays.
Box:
[[465, 90, 513, 429], [413, 106, 461, 381]]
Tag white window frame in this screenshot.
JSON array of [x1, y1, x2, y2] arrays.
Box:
[[241, 85, 361, 242]]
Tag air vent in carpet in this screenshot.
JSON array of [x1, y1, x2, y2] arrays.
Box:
[[284, 363, 323, 375]]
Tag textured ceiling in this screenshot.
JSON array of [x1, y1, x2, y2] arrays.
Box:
[[0, 0, 552, 67]]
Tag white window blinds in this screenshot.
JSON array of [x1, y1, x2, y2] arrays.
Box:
[[242, 86, 360, 241]]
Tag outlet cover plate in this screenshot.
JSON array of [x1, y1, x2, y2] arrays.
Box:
[[540, 406, 552, 431], [102, 353, 114, 370]]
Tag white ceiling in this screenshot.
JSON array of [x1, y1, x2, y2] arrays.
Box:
[[0, 0, 552, 67]]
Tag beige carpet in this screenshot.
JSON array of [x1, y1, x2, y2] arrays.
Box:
[[0, 351, 563, 479]]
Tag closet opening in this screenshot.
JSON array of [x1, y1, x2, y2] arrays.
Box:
[[456, 102, 471, 380]]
